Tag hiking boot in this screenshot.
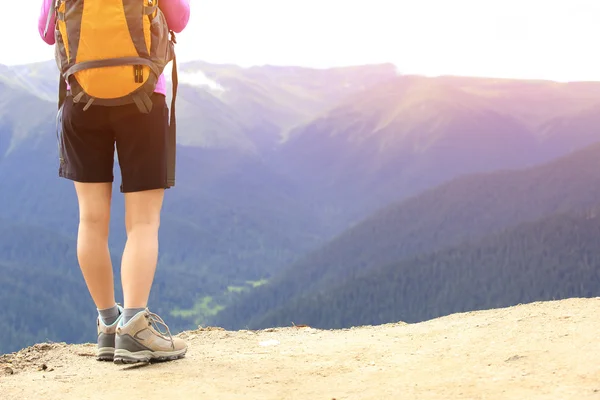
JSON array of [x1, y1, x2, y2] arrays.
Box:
[[97, 305, 123, 361], [113, 309, 187, 364]]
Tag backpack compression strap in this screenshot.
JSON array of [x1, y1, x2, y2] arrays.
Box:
[[166, 50, 178, 188], [58, 77, 68, 111]]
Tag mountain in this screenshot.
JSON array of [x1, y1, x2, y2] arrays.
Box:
[[271, 75, 600, 224], [538, 103, 600, 159], [0, 79, 56, 155], [253, 208, 600, 329], [183, 61, 400, 138], [174, 84, 254, 151], [0, 218, 91, 355], [212, 142, 600, 329], [428, 76, 600, 129], [0, 61, 58, 102]]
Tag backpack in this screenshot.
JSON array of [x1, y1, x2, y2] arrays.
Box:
[[44, 0, 179, 188]]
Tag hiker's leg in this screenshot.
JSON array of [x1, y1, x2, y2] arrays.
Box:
[[112, 93, 169, 310], [74, 182, 116, 309], [121, 188, 164, 308], [59, 95, 117, 310], [116, 189, 188, 364], [112, 94, 187, 364], [116, 188, 187, 364]]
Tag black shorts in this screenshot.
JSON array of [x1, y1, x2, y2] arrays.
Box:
[[58, 93, 169, 193]]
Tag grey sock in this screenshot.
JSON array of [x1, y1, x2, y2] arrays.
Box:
[[98, 304, 121, 326], [123, 308, 146, 324]]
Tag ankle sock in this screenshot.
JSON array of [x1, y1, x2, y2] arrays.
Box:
[[98, 304, 121, 325], [123, 307, 146, 324]]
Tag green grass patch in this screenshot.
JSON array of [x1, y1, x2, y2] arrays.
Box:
[[170, 279, 269, 327], [171, 296, 226, 326], [227, 285, 247, 293], [246, 279, 268, 288]]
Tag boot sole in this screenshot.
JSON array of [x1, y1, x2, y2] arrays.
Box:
[[113, 348, 187, 364], [97, 347, 115, 362]]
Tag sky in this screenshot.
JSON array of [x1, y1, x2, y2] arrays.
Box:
[[3, 0, 599, 82]]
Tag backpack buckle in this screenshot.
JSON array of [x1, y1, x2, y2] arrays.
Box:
[[134, 65, 144, 83]]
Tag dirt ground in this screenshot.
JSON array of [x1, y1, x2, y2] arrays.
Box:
[[1, 297, 599, 400]]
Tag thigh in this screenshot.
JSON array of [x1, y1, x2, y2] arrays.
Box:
[[111, 94, 169, 193], [60, 96, 116, 183]]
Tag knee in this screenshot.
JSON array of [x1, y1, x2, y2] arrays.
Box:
[[126, 216, 161, 236], [79, 211, 111, 232], [124, 189, 164, 235]]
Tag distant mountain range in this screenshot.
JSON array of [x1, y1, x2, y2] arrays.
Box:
[[272, 75, 600, 220], [1, 60, 600, 354]]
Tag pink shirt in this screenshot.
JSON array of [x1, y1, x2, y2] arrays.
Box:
[[38, 0, 190, 96]]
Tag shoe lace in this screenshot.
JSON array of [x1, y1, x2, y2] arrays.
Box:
[[146, 311, 175, 349]]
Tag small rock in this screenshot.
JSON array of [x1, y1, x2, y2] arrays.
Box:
[[3, 367, 13, 375], [39, 364, 48, 371], [196, 326, 225, 332]]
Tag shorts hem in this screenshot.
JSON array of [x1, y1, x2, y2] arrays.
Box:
[[59, 169, 114, 184], [120, 181, 168, 193]]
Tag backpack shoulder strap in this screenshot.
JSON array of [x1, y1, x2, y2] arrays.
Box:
[[45, 1, 66, 110]]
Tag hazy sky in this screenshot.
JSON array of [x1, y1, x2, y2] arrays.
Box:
[[3, 0, 599, 81]]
